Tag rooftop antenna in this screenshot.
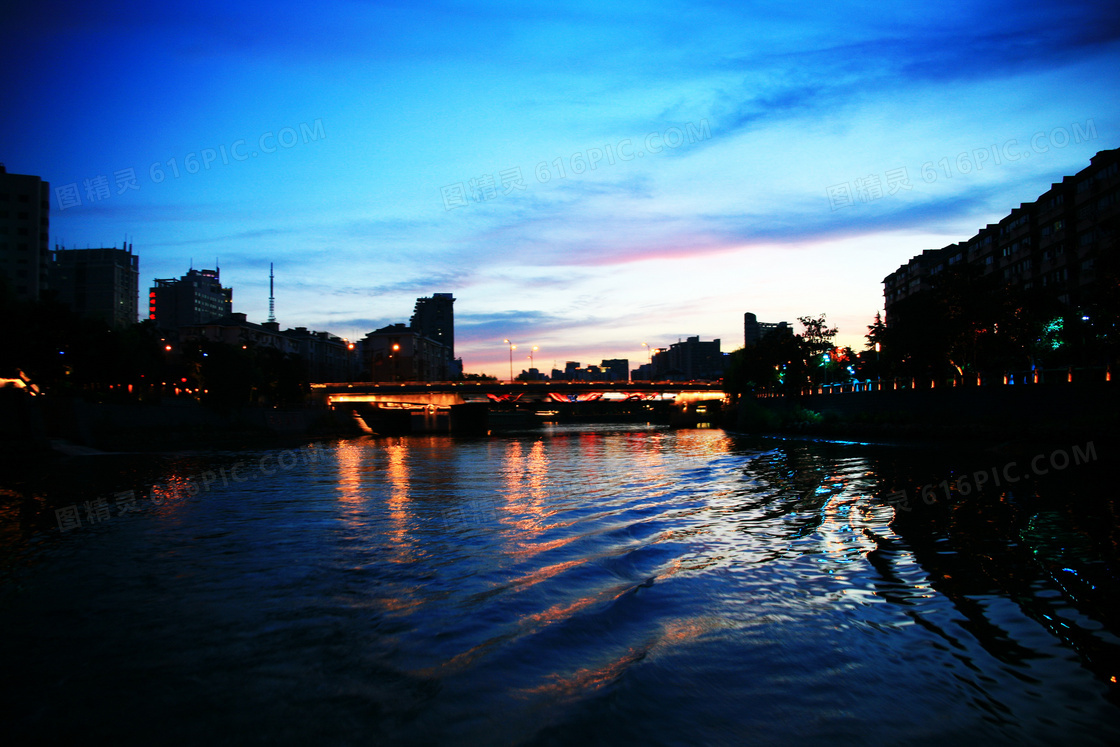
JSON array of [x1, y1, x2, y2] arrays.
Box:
[[268, 262, 276, 323]]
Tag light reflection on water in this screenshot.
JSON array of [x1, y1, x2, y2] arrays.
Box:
[[1, 425, 1117, 745]]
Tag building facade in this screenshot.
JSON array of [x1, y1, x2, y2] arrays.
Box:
[[650, 337, 724, 380], [180, 313, 355, 382], [361, 323, 451, 382], [50, 243, 139, 328], [884, 148, 1120, 321], [150, 268, 233, 329], [410, 293, 455, 356], [743, 312, 791, 347], [0, 165, 50, 302]]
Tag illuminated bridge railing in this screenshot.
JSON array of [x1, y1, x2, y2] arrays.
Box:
[[762, 365, 1113, 398], [312, 380, 728, 407]]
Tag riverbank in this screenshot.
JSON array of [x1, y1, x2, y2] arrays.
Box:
[[0, 390, 366, 455], [730, 382, 1118, 447]]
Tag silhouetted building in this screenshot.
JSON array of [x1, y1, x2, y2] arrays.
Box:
[[181, 313, 299, 355], [517, 367, 547, 381], [362, 323, 451, 382], [180, 313, 355, 382], [652, 336, 724, 380], [50, 243, 139, 328], [600, 359, 629, 381], [0, 165, 50, 301], [633, 362, 656, 381], [743, 312, 791, 347], [283, 326, 354, 382], [884, 148, 1120, 322], [150, 268, 232, 329], [410, 293, 455, 357]]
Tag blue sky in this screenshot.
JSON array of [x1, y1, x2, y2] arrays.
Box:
[[3, 0, 1118, 375]]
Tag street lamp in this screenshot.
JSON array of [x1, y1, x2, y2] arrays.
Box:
[[528, 345, 538, 372], [641, 342, 652, 380], [503, 339, 517, 382], [389, 342, 401, 381]]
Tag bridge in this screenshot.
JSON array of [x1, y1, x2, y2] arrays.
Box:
[[311, 380, 728, 433]]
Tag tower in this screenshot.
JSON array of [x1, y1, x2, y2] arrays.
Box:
[[268, 262, 276, 323]]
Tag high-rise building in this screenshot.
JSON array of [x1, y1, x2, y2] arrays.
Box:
[[0, 165, 50, 302], [883, 148, 1120, 322], [409, 293, 455, 357], [600, 359, 629, 381], [149, 268, 232, 329], [651, 336, 724, 380], [743, 312, 791, 347], [50, 243, 139, 328]]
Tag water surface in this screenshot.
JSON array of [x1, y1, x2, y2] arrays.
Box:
[[1, 426, 1117, 745]]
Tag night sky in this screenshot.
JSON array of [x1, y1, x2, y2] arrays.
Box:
[[3, 1, 1117, 375]]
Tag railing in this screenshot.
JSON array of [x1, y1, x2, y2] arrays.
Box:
[[754, 365, 1114, 398]]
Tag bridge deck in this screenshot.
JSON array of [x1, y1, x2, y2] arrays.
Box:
[[312, 380, 726, 407], [313, 380, 724, 395]]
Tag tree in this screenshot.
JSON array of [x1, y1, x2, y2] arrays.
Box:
[[797, 314, 838, 386], [724, 328, 802, 396]]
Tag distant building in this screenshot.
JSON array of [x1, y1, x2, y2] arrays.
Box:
[[361, 323, 451, 382], [633, 362, 656, 381], [553, 361, 582, 381], [50, 243, 139, 328], [150, 268, 232, 329], [410, 293, 455, 357], [651, 336, 724, 380], [180, 313, 355, 382], [283, 326, 354, 382], [743, 312, 791, 347], [517, 367, 547, 381], [600, 359, 629, 381], [884, 148, 1120, 322], [181, 313, 299, 355], [0, 165, 50, 302]]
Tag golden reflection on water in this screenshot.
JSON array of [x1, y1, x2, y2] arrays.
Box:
[[499, 439, 555, 544], [334, 438, 365, 503], [386, 439, 414, 563]]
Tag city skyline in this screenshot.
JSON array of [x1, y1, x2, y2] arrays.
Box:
[[3, 1, 1118, 375]]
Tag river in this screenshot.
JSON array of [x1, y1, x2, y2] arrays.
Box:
[[1, 425, 1117, 745]]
